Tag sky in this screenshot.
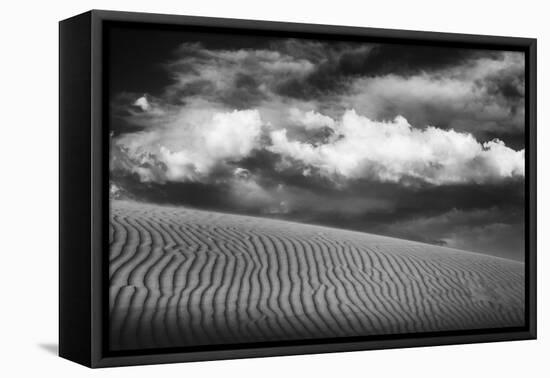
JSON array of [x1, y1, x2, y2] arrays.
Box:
[[107, 24, 526, 261]]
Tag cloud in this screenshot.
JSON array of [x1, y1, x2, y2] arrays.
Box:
[[114, 95, 524, 187], [335, 44, 496, 77], [377, 207, 524, 260], [288, 108, 336, 130], [133, 95, 151, 111], [269, 110, 524, 185], [115, 108, 263, 182], [112, 40, 524, 146], [111, 41, 525, 187], [111, 43, 524, 187], [343, 52, 525, 144], [161, 42, 315, 108]]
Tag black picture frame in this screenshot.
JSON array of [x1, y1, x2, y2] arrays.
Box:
[[59, 9, 537, 368]]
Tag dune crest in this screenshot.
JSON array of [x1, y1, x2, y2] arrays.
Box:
[[109, 200, 524, 351]]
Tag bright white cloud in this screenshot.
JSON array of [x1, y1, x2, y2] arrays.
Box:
[[133, 96, 151, 111], [116, 108, 263, 182], [289, 108, 336, 129], [113, 44, 524, 187], [268, 110, 524, 185], [116, 102, 523, 186]]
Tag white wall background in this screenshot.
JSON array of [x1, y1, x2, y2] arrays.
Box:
[[0, 0, 546, 376]]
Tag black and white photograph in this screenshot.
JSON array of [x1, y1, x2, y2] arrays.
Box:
[[107, 23, 527, 352]]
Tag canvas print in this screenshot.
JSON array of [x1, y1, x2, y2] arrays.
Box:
[[107, 26, 526, 351]]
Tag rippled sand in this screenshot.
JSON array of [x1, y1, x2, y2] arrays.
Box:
[[109, 200, 524, 351]]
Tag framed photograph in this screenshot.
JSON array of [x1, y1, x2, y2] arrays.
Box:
[[59, 10, 536, 368]]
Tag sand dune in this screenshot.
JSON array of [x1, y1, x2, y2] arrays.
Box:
[[109, 200, 524, 351]]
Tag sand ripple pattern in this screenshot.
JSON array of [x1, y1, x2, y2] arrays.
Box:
[[109, 200, 524, 351]]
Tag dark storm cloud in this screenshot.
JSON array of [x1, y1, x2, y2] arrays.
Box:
[[370, 206, 525, 261], [111, 173, 235, 211], [348, 181, 524, 260], [108, 26, 526, 260], [280, 179, 524, 236]]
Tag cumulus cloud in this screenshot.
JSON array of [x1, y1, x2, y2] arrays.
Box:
[[113, 43, 526, 184], [113, 53, 525, 187], [114, 97, 524, 186], [115, 108, 263, 182], [269, 110, 524, 185], [288, 108, 336, 130]]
